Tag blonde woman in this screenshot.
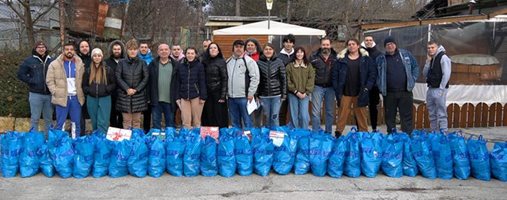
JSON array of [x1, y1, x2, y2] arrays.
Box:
[[82, 48, 116, 133]]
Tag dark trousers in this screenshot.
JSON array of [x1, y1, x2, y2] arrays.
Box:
[[384, 91, 414, 134], [368, 86, 380, 130], [110, 94, 123, 128], [143, 107, 152, 132], [279, 100, 289, 126]]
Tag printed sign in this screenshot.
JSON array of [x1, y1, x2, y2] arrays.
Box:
[[269, 131, 285, 147], [200, 126, 220, 141], [106, 127, 132, 141]]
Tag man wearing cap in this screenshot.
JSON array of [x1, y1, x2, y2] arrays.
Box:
[[17, 41, 54, 136], [226, 40, 260, 129], [46, 42, 85, 137], [376, 36, 419, 134]]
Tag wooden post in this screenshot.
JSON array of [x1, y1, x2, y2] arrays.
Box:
[[59, 0, 65, 51]]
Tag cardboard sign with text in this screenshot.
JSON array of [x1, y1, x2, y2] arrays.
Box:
[[200, 126, 219, 141], [269, 131, 285, 147], [106, 127, 132, 141]]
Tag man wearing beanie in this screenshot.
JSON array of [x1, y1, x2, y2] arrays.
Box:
[[376, 36, 419, 134], [17, 41, 54, 137]]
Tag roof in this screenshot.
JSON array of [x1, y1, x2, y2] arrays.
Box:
[[213, 20, 326, 36]]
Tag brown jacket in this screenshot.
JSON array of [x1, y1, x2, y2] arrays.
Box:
[[46, 54, 85, 107]]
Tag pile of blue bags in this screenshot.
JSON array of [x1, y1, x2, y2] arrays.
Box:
[[1, 127, 506, 182]]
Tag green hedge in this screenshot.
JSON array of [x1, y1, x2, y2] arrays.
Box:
[[0, 50, 31, 118]]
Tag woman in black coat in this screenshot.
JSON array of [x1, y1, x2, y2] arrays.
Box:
[[201, 42, 229, 128], [174, 47, 207, 128], [115, 39, 149, 129]]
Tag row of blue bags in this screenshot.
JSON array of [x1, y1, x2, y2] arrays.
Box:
[[1, 127, 506, 181]]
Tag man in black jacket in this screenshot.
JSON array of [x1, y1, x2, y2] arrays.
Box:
[[362, 35, 381, 131], [310, 37, 337, 133], [148, 43, 178, 129], [105, 40, 126, 128], [17, 41, 54, 136], [278, 34, 295, 125]]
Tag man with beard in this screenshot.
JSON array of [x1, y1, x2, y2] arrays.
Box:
[[77, 40, 92, 134], [46, 42, 85, 138], [310, 37, 337, 134], [17, 41, 54, 136], [105, 40, 126, 128]]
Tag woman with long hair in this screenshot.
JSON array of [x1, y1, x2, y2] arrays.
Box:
[[201, 42, 228, 128], [82, 48, 116, 133]]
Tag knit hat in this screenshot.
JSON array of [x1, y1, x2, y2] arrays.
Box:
[[91, 48, 103, 57], [384, 36, 396, 47]]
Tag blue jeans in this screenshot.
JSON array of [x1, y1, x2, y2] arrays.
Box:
[[311, 86, 336, 133], [426, 88, 448, 131], [260, 96, 282, 128], [55, 96, 82, 136], [29, 92, 53, 135], [228, 98, 252, 129], [288, 93, 310, 129], [152, 102, 175, 129]]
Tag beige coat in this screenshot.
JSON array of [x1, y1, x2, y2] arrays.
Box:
[[46, 54, 85, 107]]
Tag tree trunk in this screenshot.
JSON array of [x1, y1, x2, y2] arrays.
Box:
[[22, 0, 35, 46], [235, 0, 240, 16], [286, 0, 291, 22], [59, 0, 65, 51]]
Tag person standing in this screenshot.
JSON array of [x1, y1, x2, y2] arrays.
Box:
[[77, 40, 92, 134], [105, 40, 126, 128], [423, 41, 451, 132], [175, 47, 207, 128], [148, 43, 178, 129], [116, 39, 149, 129], [201, 42, 229, 128], [245, 38, 262, 127], [17, 41, 54, 135], [278, 34, 296, 125], [332, 39, 376, 137], [310, 37, 337, 133], [138, 41, 153, 132], [377, 36, 419, 134], [227, 40, 260, 129], [46, 42, 85, 137], [82, 48, 116, 133], [362, 36, 382, 131], [286, 47, 315, 129], [257, 43, 286, 128]]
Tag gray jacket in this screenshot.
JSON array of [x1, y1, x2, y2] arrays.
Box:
[[226, 54, 260, 98], [423, 45, 451, 90]]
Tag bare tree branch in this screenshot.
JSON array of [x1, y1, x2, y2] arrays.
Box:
[[33, 1, 58, 24]]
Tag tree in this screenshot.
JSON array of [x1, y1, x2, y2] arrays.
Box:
[[1, 0, 58, 47]]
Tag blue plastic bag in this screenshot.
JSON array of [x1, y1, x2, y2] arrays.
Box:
[[381, 133, 403, 178], [361, 132, 383, 178], [490, 142, 507, 182], [109, 140, 131, 178], [146, 135, 166, 178], [467, 135, 491, 181], [51, 136, 75, 178], [20, 131, 45, 178], [328, 136, 347, 178], [430, 133, 453, 179], [183, 129, 201, 177], [217, 128, 236, 177], [1, 131, 22, 177], [411, 133, 436, 179], [252, 128, 274, 176], [234, 128, 253, 176], [92, 132, 111, 178], [200, 136, 217, 177], [39, 144, 54, 177], [73, 136, 95, 178], [294, 134, 310, 175], [344, 131, 361, 178], [309, 131, 334, 177], [165, 128, 185, 177], [400, 133, 418, 177], [448, 132, 470, 180], [273, 127, 307, 175], [128, 137, 149, 178]]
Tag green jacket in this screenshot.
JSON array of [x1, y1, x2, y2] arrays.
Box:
[[286, 61, 315, 94]]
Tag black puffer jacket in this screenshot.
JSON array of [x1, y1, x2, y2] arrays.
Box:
[[115, 57, 149, 113], [202, 55, 228, 100], [83, 64, 116, 98], [174, 59, 207, 100], [256, 55, 287, 98], [310, 48, 337, 87]]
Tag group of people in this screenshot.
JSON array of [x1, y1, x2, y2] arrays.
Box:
[[17, 33, 451, 138]]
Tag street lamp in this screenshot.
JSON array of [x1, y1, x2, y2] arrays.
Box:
[[266, 0, 273, 29]]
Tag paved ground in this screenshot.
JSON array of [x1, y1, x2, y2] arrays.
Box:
[[1, 126, 506, 200]]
